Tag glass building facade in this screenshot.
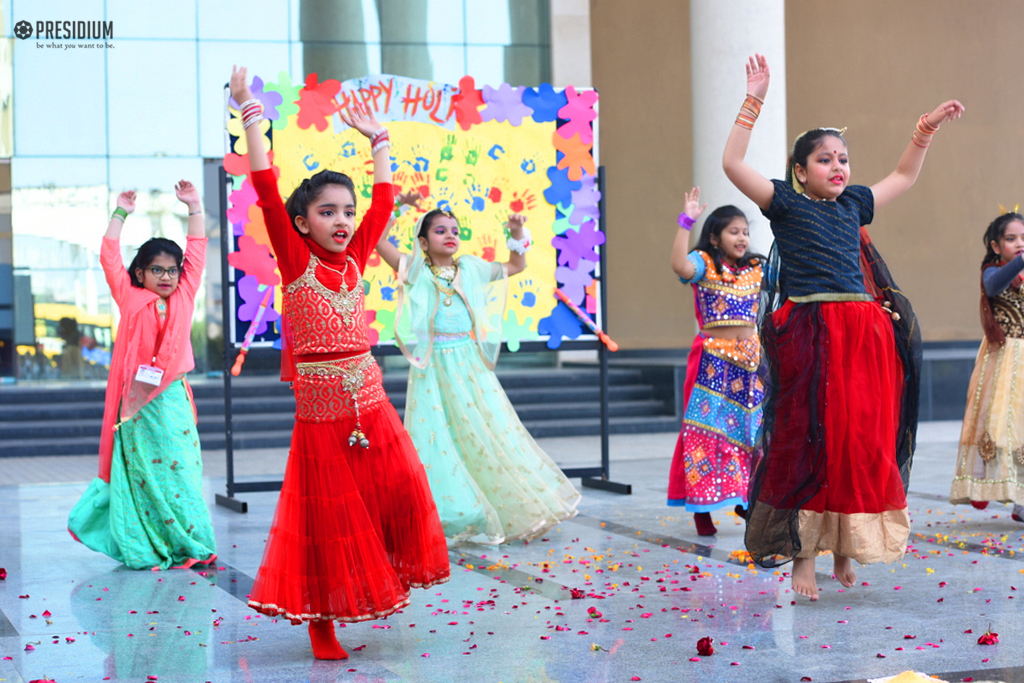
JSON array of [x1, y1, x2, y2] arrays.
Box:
[[1, 0, 550, 382]]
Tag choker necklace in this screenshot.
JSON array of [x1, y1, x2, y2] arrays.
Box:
[[428, 261, 457, 306]]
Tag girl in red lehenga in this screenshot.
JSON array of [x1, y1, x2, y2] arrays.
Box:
[[230, 67, 449, 660]]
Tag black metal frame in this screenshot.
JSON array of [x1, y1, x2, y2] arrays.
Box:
[[215, 165, 629, 512]]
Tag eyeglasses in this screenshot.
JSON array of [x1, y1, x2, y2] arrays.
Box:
[[146, 266, 181, 278]]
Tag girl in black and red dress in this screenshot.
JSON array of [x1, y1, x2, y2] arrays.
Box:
[[723, 54, 962, 600]]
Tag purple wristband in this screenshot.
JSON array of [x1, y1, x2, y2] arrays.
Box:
[[678, 212, 696, 230]]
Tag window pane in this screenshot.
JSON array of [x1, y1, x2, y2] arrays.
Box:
[[13, 40, 107, 155], [107, 0, 196, 39], [198, 0, 290, 41], [107, 40, 198, 156]]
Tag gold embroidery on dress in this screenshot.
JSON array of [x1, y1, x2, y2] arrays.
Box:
[[287, 254, 362, 327], [978, 431, 997, 462], [992, 286, 1024, 339]]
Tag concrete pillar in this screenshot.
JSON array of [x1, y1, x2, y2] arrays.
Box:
[[690, 0, 786, 257], [550, 0, 591, 87], [300, 0, 369, 82]]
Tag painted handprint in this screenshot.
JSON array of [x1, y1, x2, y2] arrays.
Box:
[[477, 233, 497, 262], [514, 279, 539, 308], [377, 273, 397, 302], [440, 134, 457, 162], [434, 187, 456, 214], [508, 189, 538, 213], [464, 183, 488, 212], [464, 145, 481, 166]]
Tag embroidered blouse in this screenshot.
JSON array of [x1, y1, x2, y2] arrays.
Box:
[[679, 250, 761, 328]]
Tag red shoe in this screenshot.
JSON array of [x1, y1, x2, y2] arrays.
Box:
[[970, 501, 989, 510], [309, 621, 348, 660], [694, 512, 717, 536]]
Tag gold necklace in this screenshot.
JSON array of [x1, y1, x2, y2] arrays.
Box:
[[428, 261, 457, 306]]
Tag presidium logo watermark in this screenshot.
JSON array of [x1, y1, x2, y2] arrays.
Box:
[[14, 20, 115, 49]]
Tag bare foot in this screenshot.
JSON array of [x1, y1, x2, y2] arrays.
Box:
[[791, 557, 818, 601], [833, 554, 856, 587]]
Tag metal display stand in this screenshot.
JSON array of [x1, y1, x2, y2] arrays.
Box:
[[215, 165, 629, 512]]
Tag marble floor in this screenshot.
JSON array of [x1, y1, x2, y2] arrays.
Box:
[[1, 423, 1022, 683]]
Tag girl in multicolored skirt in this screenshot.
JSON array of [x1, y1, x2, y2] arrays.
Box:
[[950, 211, 1024, 522], [68, 181, 217, 571], [230, 67, 449, 660], [376, 205, 580, 545], [723, 53, 961, 600], [667, 188, 764, 536]]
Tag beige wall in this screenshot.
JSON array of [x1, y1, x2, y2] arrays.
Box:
[[590, 0, 696, 349], [786, 0, 1024, 341], [592, 0, 1020, 347]]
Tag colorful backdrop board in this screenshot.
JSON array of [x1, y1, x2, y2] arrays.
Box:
[[223, 73, 602, 352]]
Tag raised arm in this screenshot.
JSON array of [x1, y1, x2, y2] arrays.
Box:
[[375, 190, 420, 272], [104, 190, 135, 240], [722, 54, 775, 211], [376, 215, 402, 272], [671, 187, 706, 280], [504, 213, 529, 277], [230, 66, 271, 174], [175, 180, 204, 238], [341, 102, 391, 186], [870, 100, 964, 209]]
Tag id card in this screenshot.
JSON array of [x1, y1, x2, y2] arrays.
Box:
[[135, 364, 164, 386]]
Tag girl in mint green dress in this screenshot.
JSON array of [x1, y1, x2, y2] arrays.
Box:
[[68, 183, 216, 570], [377, 207, 580, 545]]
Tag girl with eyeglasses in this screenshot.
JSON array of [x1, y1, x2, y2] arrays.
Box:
[[723, 53, 961, 600], [230, 66, 449, 660], [375, 202, 580, 545], [68, 180, 217, 571]]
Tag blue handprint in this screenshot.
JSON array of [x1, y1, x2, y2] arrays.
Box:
[[340, 141, 357, 158], [464, 184, 487, 212], [521, 158, 537, 174], [378, 274, 397, 302], [515, 279, 538, 308], [488, 145, 505, 160], [303, 154, 319, 171]]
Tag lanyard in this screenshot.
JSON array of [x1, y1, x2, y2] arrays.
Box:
[[151, 299, 170, 365]]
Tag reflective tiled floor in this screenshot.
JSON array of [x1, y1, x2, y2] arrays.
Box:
[[1, 424, 1022, 682]]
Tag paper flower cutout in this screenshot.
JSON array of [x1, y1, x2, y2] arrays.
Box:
[[523, 83, 567, 123], [585, 281, 598, 314], [237, 276, 280, 335], [553, 132, 596, 181], [227, 235, 280, 286], [296, 73, 341, 132], [502, 310, 538, 353], [375, 307, 396, 342], [552, 221, 604, 270], [570, 174, 601, 225], [556, 260, 596, 302], [227, 179, 257, 228], [557, 85, 598, 144], [223, 151, 277, 181], [365, 309, 379, 346], [538, 302, 584, 349], [544, 166, 582, 207], [480, 83, 533, 127], [264, 72, 302, 130], [226, 116, 271, 156], [229, 75, 284, 122], [553, 203, 575, 236], [452, 75, 485, 131]]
